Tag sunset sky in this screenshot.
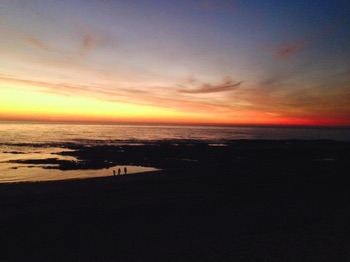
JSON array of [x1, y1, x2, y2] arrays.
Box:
[[1, 0, 349, 126]]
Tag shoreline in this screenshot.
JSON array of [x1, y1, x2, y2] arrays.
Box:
[[2, 139, 350, 183], [2, 119, 350, 129], [0, 165, 161, 184]]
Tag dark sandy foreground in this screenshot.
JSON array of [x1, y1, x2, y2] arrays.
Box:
[[1, 140, 350, 261]]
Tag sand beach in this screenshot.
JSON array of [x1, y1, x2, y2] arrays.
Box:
[[1, 140, 350, 261]]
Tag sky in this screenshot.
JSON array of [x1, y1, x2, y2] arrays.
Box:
[[0, 0, 349, 126]]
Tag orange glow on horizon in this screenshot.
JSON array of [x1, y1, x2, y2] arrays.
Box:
[[1, 81, 349, 127], [1, 111, 349, 127]]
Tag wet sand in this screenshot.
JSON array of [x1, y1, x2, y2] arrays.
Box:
[[1, 140, 350, 261]]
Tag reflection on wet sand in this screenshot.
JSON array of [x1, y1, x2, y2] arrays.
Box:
[[0, 164, 159, 183]]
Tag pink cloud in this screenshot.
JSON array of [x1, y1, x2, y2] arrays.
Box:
[[67, 18, 98, 57], [275, 44, 303, 59], [81, 31, 97, 54], [274, 24, 339, 59], [22, 36, 51, 51]]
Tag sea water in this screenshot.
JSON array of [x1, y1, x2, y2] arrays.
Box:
[[1, 121, 349, 182]]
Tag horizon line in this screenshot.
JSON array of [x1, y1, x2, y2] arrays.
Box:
[[1, 119, 349, 129]]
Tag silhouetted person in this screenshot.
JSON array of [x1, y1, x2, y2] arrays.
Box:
[[113, 170, 116, 176], [124, 167, 127, 175], [118, 168, 121, 176]]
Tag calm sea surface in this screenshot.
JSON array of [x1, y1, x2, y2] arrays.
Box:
[[1, 122, 349, 183], [1, 122, 350, 144]]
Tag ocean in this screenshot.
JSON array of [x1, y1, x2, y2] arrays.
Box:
[[1, 121, 349, 183]]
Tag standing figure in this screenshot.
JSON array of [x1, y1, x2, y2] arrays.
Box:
[[118, 168, 121, 176], [113, 170, 116, 176], [124, 167, 127, 175]]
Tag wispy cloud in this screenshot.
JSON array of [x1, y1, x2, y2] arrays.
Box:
[[69, 19, 99, 57], [0, 75, 92, 96], [0, 74, 173, 108], [21, 35, 52, 52], [0, 73, 240, 118], [179, 76, 243, 94], [1, 29, 54, 53], [20, 22, 98, 57], [80, 31, 97, 56], [274, 24, 340, 60], [231, 75, 350, 124], [275, 44, 303, 59]]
